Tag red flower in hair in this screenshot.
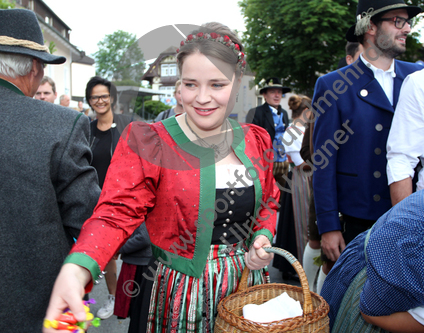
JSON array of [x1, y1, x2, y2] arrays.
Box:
[[210, 32, 218, 39], [224, 35, 230, 42], [235, 44, 240, 51], [180, 41, 184, 46], [197, 32, 204, 37], [241, 52, 245, 58], [187, 34, 194, 40]]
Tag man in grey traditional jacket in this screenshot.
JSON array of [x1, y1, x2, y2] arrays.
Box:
[[0, 9, 100, 332]]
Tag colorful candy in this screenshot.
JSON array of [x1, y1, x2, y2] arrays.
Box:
[[43, 299, 101, 332]]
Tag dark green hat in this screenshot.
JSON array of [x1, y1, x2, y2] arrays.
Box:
[[0, 9, 66, 64], [259, 77, 291, 95]]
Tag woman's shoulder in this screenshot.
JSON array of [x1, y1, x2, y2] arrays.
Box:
[[124, 120, 194, 171], [239, 122, 272, 142], [286, 122, 306, 134], [240, 123, 273, 153]]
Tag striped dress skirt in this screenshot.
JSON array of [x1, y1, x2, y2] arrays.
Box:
[[146, 241, 269, 333], [291, 166, 311, 265]]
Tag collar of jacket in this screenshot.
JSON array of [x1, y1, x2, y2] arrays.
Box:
[[149, 116, 265, 278], [265, 102, 282, 114], [0, 78, 24, 96], [354, 59, 406, 113]]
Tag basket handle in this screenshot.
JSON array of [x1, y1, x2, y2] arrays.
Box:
[[237, 246, 314, 315]]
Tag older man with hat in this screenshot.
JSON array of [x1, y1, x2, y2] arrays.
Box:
[[311, 0, 422, 288], [249, 77, 291, 187], [0, 9, 100, 332]]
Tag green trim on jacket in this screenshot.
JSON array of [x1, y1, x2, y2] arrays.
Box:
[[228, 119, 265, 247], [153, 116, 216, 278], [0, 78, 25, 96], [149, 116, 268, 278], [64, 252, 101, 285]]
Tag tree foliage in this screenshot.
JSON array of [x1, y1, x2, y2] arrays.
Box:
[[113, 79, 142, 87], [240, 0, 424, 96], [48, 41, 57, 54], [93, 30, 145, 83], [138, 100, 168, 117], [0, 0, 14, 8], [399, 0, 424, 62]]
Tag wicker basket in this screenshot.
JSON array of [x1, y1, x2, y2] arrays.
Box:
[[214, 247, 329, 332]]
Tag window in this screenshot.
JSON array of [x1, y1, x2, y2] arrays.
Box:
[[45, 16, 53, 25], [161, 64, 177, 77], [257, 96, 263, 106], [159, 86, 174, 98]]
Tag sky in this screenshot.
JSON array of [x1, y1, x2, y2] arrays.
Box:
[[42, 0, 247, 60]]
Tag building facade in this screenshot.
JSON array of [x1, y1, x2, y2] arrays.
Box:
[[15, 0, 95, 103]]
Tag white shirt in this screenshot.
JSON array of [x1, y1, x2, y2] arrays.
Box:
[[409, 306, 424, 326], [269, 105, 278, 115], [360, 54, 396, 105], [215, 164, 253, 189], [387, 69, 424, 190], [282, 123, 305, 166]]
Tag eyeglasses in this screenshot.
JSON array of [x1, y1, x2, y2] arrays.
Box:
[[89, 94, 110, 103], [378, 16, 412, 29]]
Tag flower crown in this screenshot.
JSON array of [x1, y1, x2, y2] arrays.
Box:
[[177, 32, 246, 70]]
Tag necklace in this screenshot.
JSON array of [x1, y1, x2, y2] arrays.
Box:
[[184, 114, 232, 159]]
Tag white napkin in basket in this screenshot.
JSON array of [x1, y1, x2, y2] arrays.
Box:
[[242, 292, 303, 323]]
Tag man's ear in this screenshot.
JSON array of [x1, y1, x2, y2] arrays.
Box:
[[346, 55, 353, 65], [31, 58, 41, 77], [26, 58, 43, 97], [367, 21, 378, 36]]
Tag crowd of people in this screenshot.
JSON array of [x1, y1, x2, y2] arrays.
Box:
[[1, 0, 424, 332]]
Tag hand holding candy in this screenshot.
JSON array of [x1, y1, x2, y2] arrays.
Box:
[[43, 299, 100, 332], [43, 263, 92, 333]]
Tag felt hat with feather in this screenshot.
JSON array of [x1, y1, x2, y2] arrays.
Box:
[[346, 0, 421, 42], [0, 9, 66, 64]]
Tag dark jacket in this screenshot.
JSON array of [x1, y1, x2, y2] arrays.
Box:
[[89, 113, 133, 158], [312, 59, 422, 235], [251, 103, 289, 142], [0, 79, 100, 332], [119, 224, 152, 266], [300, 113, 314, 164]]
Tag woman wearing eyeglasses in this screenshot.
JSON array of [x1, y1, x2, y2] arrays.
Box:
[[85, 76, 133, 320]]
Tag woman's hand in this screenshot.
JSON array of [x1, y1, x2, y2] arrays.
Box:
[[43, 263, 91, 333], [244, 235, 274, 270]]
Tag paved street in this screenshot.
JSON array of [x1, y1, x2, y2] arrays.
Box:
[[87, 259, 129, 333]]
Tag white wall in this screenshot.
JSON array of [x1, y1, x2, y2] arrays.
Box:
[[232, 74, 256, 121], [71, 63, 96, 99]]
